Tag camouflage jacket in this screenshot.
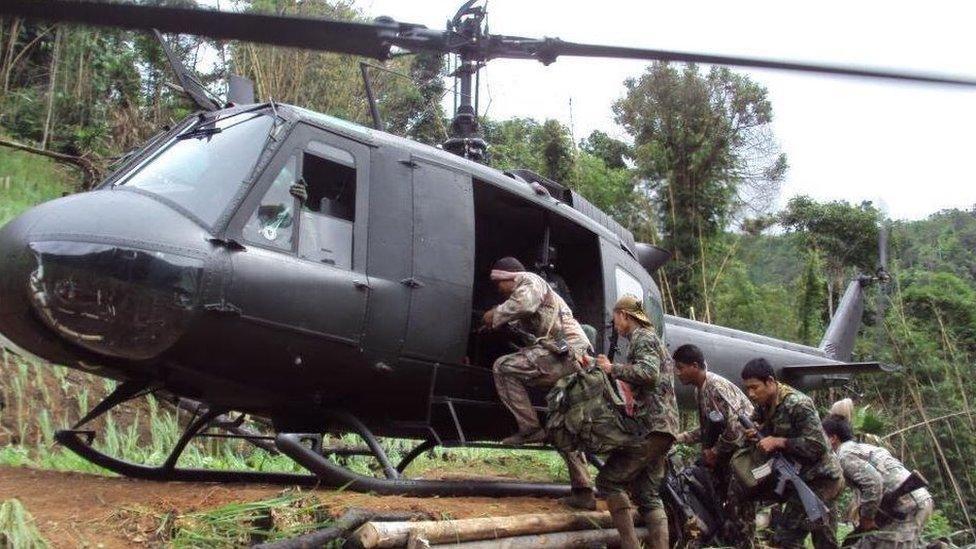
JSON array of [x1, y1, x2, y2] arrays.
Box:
[[751, 383, 842, 483], [610, 326, 679, 437], [677, 371, 755, 457], [492, 272, 591, 353], [836, 440, 931, 520]]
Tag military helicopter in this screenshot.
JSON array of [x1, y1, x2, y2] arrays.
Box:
[[1, 0, 974, 500]]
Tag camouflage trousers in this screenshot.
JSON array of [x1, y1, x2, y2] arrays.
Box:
[[771, 475, 844, 549], [713, 461, 758, 547], [850, 494, 933, 549], [492, 345, 592, 489], [595, 433, 674, 514]]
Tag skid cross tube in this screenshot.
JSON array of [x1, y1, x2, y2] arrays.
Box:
[[275, 433, 571, 497]]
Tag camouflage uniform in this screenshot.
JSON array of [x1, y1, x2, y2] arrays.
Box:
[[836, 440, 934, 549], [597, 325, 678, 514], [753, 383, 844, 549], [491, 271, 592, 488], [676, 371, 757, 545]]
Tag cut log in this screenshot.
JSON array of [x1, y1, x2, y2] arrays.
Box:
[[436, 527, 649, 548], [352, 511, 614, 548]]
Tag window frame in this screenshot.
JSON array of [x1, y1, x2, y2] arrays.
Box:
[[227, 123, 369, 272]]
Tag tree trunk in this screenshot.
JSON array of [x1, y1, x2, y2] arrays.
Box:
[[0, 137, 98, 188], [41, 26, 62, 150], [2, 18, 19, 93], [352, 511, 615, 548]]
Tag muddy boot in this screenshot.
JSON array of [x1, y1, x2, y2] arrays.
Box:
[[606, 493, 640, 549], [641, 508, 669, 549], [558, 488, 597, 510]]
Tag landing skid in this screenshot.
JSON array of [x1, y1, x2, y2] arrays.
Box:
[[55, 388, 574, 497]]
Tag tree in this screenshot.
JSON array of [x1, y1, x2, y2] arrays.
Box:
[[778, 195, 881, 315], [613, 62, 787, 316], [579, 130, 631, 170]]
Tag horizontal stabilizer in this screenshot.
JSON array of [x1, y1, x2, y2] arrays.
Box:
[[780, 361, 899, 379]]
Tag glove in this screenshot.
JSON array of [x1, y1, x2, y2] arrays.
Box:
[[289, 181, 308, 203]]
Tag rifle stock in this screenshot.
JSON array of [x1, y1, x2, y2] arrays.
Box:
[[737, 413, 829, 524]]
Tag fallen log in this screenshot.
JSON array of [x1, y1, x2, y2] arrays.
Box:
[[251, 508, 430, 549], [434, 527, 649, 548], [351, 511, 614, 548]]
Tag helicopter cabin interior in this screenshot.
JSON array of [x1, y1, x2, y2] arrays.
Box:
[[466, 176, 605, 369]]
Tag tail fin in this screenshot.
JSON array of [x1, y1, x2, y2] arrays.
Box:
[[819, 276, 873, 361]]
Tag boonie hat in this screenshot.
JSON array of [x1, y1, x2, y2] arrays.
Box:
[[613, 294, 651, 327]]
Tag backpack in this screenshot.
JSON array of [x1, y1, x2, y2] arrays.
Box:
[[545, 366, 645, 455]]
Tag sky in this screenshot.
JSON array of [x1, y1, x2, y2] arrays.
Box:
[[360, 0, 975, 221]]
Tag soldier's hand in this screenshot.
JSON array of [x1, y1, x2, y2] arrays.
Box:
[[482, 308, 495, 328], [289, 181, 308, 203], [859, 515, 878, 532], [595, 354, 612, 374], [743, 428, 758, 441], [758, 436, 787, 452]]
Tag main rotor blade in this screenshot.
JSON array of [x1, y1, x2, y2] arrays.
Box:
[[521, 39, 976, 87], [1, 0, 400, 60]]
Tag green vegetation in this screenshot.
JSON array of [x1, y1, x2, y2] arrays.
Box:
[[0, 149, 76, 227], [0, 499, 50, 548]]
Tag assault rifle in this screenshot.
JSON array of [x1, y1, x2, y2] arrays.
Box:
[[738, 413, 830, 525], [606, 320, 619, 361]]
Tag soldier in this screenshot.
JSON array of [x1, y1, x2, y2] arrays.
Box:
[[673, 343, 757, 546], [822, 416, 934, 549], [482, 256, 596, 509], [741, 358, 845, 549], [593, 294, 679, 549]]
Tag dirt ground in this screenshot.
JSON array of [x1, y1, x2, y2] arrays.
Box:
[[2, 466, 577, 548]]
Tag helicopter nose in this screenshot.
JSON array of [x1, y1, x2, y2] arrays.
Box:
[[0, 190, 208, 362]]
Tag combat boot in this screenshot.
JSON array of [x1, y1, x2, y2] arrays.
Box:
[[641, 508, 669, 549], [606, 492, 640, 549], [500, 428, 546, 445], [558, 487, 597, 510]]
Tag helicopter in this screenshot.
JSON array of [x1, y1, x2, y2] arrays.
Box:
[[1, 0, 974, 501]]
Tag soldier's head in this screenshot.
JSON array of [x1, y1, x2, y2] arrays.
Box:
[[491, 256, 525, 296], [822, 415, 854, 451], [612, 294, 651, 336], [741, 357, 778, 406], [673, 344, 707, 387]]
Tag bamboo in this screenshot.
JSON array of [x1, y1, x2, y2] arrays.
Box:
[[41, 26, 62, 150], [434, 527, 649, 548], [352, 511, 614, 548]]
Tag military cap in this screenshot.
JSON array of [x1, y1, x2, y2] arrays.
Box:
[[613, 294, 651, 327]]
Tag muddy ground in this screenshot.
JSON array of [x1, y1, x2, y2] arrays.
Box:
[[2, 466, 578, 548]]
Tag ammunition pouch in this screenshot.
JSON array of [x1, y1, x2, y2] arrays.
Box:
[[730, 446, 774, 495], [539, 335, 570, 357]]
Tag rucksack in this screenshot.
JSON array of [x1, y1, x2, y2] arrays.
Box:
[[545, 366, 645, 455]]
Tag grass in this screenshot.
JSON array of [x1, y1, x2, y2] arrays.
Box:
[[0, 147, 78, 227], [0, 499, 50, 549]]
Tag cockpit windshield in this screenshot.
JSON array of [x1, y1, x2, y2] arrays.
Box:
[[117, 111, 275, 227]]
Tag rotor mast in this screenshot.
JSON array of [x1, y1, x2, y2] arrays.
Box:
[[441, 2, 488, 162]]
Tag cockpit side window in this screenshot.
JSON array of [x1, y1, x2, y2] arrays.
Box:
[[297, 141, 356, 269], [242, 155, 298, 251]]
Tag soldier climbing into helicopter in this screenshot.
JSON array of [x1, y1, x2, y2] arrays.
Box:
[[590, 294, 679, 549], [480, 256, 597, 509]]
